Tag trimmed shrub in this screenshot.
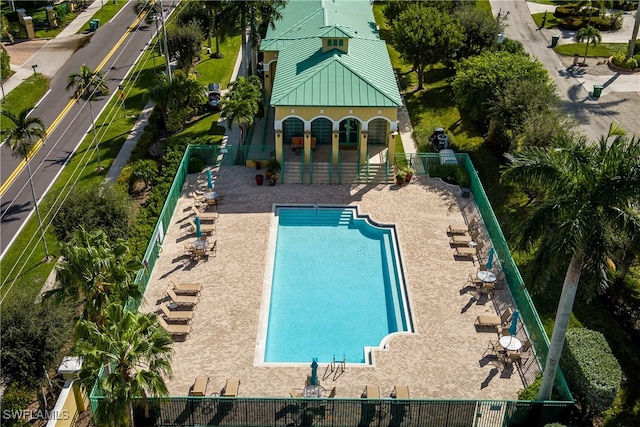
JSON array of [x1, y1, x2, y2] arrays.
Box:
[[560, 328, 621, 416], [626, 57, 638, 68], [428, 164, 470, 187], [53, 185, 134, 242], [188, 156, 205, 173], [518, 373, 542, 400], [558, 18, 584, 31], [554, 5, 578, 18], [0, 383, 33, 426]]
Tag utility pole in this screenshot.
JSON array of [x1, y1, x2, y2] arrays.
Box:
[[628, 0, 640, 58], [495, 9, 510, 49], [159, 0, 171, 82]]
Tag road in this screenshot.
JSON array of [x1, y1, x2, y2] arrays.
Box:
[[0, 6, 154, 256], [490, 0, 640, 141]]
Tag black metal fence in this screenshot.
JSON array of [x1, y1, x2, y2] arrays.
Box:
[[129, 396, 572, 427]]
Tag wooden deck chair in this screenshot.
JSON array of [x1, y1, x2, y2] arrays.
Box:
[[192, 248, 208, 260], [483, 339, 504, 358], [159, 303, 194, 322], [158, 316, 191, 338], [192, 205, 218, 222], [447, 224, 468, 235], [289, 388, 303, 398], [520, 339, 532, 353], [222, 379, 240, 397], [166, 287, 199, 307], [214, 191, 226, 203], [169, 279, 202, 295], [183, 243, 195, 256], [475, 307, 512, 328], [468, 272, 483, 288], [494, 272, 506, 290], [455, 241, 484, 261], [468, 217, 479, 231], [480, 282, 496, 298], [391, 385, 409, 399], [190, 376, 210, 396]]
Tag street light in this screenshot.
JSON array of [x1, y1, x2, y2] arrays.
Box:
[[32, 64, 38, 75]]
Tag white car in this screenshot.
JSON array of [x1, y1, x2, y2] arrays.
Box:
[[207, 83, 221, 108]]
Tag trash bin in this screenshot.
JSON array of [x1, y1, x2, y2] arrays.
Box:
[[593, 85, 604, 99], [551, 35, 559, 47], [573, 54, 580, 66], [94, 19, 100, 29], [89, 19, 97, 32]]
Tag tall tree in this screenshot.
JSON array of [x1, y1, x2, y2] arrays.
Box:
[[166, 20, 203, 73], [46, 227, 142, 323], [392, 4, 464, 90], [65, 64, 109, 171], [500, 125, 640, 400], [576, 25, 602, 65], [220, 75, 262, 145], [76, 304, 173, 426], [1, 108, 50, 259], [218, 0, 286, 76]]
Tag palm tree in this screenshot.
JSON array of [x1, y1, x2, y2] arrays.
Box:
[[218, 0, 286, 76], [500, 124, 640, 400], [575, 25, 602, 65], [76, 304, 173, 426], [220, 76, 262, 145], [65, 64, 110, 171], [47, 227, 142, 323], [1, 108, 50, 260]]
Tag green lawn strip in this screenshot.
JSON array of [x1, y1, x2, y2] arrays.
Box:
[[0, 46, 160, 306], [195, 36, 242, 89], [76, 1, 128, 34], [475, 0, 493, 15], [0, 74, 49, 132], [532, 12, 561, 29], [554, 42, 627, 58]]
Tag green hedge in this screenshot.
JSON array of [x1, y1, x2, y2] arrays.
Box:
[[554, 5, 578, 18], [428, 164, 471, 188], [560, 328, 621, 415]]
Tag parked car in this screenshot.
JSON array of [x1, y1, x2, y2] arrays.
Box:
[[429, 127, 449, 151], [208, 83, 221, 108]]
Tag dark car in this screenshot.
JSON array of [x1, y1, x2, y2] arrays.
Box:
[[208, 83, 221, 108], [429, 127, 449, 151]]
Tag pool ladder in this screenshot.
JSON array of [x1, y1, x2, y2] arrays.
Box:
[[323, 354, 346, 381]]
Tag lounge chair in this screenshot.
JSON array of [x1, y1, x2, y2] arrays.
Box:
[[158, 316, 191, 338], [166, 287, 199, 307], [363, 384, 380, 399], [447, 224, 468, 235], [483, 339, 505, 358], [455, 241, 484, 261], [190, 376, 210, 396], [170, 279, 202, 295], [289, 388, 303, 398], [192, 205, 218, 222], [222, 379, 240, 397], [159, 303, 194, 322], [391, 385, 409, 399], [475, 307, 512, 329]]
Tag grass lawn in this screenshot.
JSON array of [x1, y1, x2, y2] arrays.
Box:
[[555, 42, 627, 58], [0, 74, 49, 132], [532, 12, 561, 29], [76, 1, 128, 34]]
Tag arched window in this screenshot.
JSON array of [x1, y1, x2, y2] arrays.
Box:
[[338, 39, 344, 46]]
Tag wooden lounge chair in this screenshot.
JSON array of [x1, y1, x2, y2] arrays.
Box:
[[447, 224, 468, 235], [190, 376, 210, 396], [159, 303, 194, 322], [475, 307, 512, 329], [222, 379, 240, 397], [363, 384, 380, 399], [170, 279, 202, 295], [391, 385, 409, 399], [483, 339, 505, 357], [158, 316, 191, 338], [192, 205, 219, 222], [455, 241, 484, 261], [166, 287, 199, 307]]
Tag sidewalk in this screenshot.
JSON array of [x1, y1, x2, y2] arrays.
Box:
[[2, 0, 102, 95]]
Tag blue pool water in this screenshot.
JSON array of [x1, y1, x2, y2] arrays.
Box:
[[264, 207, 410, 364]]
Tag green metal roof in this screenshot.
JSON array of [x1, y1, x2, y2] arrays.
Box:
[[270, 38, 402, 108], [266, 0, 402, 109]]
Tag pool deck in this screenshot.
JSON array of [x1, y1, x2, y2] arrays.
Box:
[[140, 165, 538, 400]]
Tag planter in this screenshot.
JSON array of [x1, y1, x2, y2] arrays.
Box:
[[395, 175, 405, 186], [405, 173, 413, 183], [255, 161, 261, 170], [256, 174, 264, 185]]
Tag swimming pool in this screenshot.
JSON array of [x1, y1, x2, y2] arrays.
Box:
[[259, 206, 412, 364]]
